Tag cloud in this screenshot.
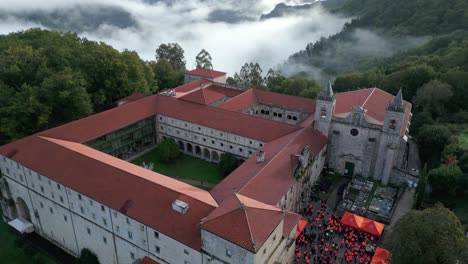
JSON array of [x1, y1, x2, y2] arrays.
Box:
[[0, 0, 348, 76]]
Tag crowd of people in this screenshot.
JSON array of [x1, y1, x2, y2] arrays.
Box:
[[294, 201, 378, 264]]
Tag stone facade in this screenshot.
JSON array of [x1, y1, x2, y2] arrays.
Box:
[[315, 86, 411, 185]]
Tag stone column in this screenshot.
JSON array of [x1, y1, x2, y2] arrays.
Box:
[[381, 143, 396, 186]]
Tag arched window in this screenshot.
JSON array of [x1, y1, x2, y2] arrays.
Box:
[[320, 107, 327, 118]]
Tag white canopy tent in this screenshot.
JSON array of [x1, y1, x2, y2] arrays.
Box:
[[8, 217, 34, 234]]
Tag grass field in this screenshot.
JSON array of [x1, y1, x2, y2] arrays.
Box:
[[0, 216, 56, 264], [132, 149, 224, 184]]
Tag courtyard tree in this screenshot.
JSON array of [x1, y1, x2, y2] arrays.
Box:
[[157, 138, 180, 163], [386, 205, 468, 264], [195, 49, 213, 69], [428, 164, 463, 196], [74, 248, 100, 264], [219, 153, 241, 177]]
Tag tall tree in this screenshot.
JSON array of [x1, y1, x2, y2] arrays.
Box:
[[155, 43, 186, 72], [195, 49, 213, 69], [417, 125, 452, 165], [386, 205, 468, 264], [233, 62, 264, 89]]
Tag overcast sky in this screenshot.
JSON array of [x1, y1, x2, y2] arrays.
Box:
[[0, 0, 348, 75]]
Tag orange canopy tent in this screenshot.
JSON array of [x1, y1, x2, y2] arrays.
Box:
[[371, 247, 391, 264], [296, 219, 308, 238], [361, 219, 385, 237], [340, 211, 364, 230]]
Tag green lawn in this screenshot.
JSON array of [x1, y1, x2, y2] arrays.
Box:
[[132, 149, 224, 184], [0, 215, 56, 264]]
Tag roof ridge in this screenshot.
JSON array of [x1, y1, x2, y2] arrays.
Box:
[[361, 88, 376, 109], [242, 202, 256, 251], [238, 125, 308, 194]]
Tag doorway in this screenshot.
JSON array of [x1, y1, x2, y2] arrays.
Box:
[[344, 162, 355, 177]]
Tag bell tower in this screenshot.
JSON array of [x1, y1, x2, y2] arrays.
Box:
[[314, 80, 336, 137]]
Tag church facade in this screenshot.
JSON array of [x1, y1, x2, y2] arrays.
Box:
[[0, 68, 411, 264]]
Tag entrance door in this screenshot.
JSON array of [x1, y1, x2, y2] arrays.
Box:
[[344, 162, 355, 177]]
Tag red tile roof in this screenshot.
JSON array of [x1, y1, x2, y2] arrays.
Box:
[[218, 89, 317, 113], [38, 95, 158, 143], [178, 85, 242, 106], [253, 89, 316, 112], [282, 211, 301, 238], [139, 257, 160, 264], [115, 92, 148, 104], [211, 124, 327, 205], [155, 95, 302, 142], [334, 88, 412, 136], [202, 193, 286, 252], [172, 79, 210, 95], [0, 136, 217, 250], [217, 89, 258, 112], [186, 69, 226, 79]]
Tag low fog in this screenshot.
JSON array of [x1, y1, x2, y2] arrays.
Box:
[[0, 0, 349, 75]]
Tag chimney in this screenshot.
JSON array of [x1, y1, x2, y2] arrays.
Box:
[[256, 151, 265, 163]]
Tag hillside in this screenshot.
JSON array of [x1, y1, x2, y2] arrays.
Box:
[[286, 0, 468, 75]]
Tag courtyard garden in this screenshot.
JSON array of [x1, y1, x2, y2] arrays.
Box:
[[131, 147, 225, 186]]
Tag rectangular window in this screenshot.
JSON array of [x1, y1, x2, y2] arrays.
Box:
[[51, 193, 55, 199], [40, 202, 43, 208], [64, 215, 68, 222], [89, 200, 93, 206], [78, 194, 82, 200], [226, 249, 232, 257], [49, 207, 53, 214], [278, 113, 283, 118], [17, 163, 20, 169], [128, 231, 133, 239], [87, 228, 91, 235], [80, 206, 84, 214], [103, 237, 107, 244], [140, 225, 144, 231], [184, 249, 189, 255], [57, 183, 61, 190], [40, 186, 44, 193], [126, 218, 130, 224], [19, 175, 23, 182], [155, 246, 160, 254], [113, 211, 117, 218], [154, 231, 159, 239], [38, 174, 41, 181], [239, 148, 243, 152], [116, 226, 120, 232], [101, 205, 105, 212], [130, 252, 135, 260]]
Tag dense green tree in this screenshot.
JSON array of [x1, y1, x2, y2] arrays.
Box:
[[0, 29, 157, 144], [417, 125, 452, 165], [413, 80, 453, 117], [428, 165, 463, 196], [155, 43, 186, 72], [410, 111, 433, 136], [386, 205, 468, 264], [414, 164, 428, 208], [233, 62, 264, 89], [157, 138, 180, 163], [149, 60, 184, 90], [195, 49, 213, 69], [219, 153, 241, 177]]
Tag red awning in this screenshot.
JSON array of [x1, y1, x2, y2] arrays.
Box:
[[371, 247, 391, 264], [296, 219, 308, 238], [340, 212, 364, 229], [361, 219, 385, 237]]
